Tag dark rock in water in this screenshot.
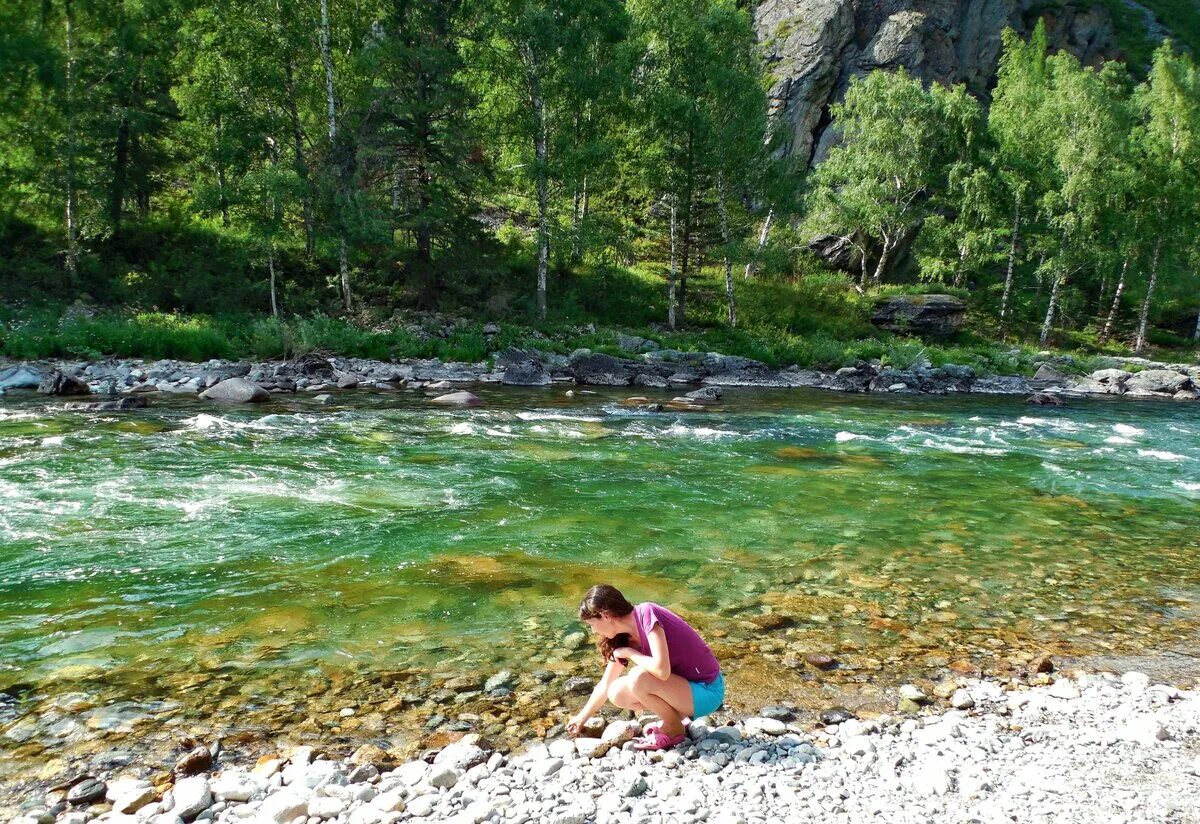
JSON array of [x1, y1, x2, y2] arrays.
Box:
[[199, 377, 269, 403], [38, 370, 90, 396], [173, 745, 212, 776], [871, 294, 966, 338], [685, 386, 723, 402], [569, 352, 634, 386], [804, 653, 838, 671], [532, 669, 555, 684], [0, 365, 43, 390], [1026, 392, 1065, 406], [91, 750, 136, 770], [563, 676, 594, 695], [748, 613, 794, 631], [424, 714, 447, 730], [68, 396, 149, 412], [500, 350, 550, 386], [819, 707, 856, 725], [67, 778, 106, 805], [760, 705, 797, 722]]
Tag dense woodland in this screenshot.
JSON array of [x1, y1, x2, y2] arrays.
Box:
[[1, 0, 1198, 358]]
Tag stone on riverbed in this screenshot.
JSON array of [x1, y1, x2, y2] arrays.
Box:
[[67, 778, 107, 805], [68, 396, 150, 412], [430, 391, 482, 406], [199, 378, 269, 403], [432, 734, 490, 772], [168, 775, 211, 822]]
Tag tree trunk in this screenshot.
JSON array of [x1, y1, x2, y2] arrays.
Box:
[[667, 197, 677, 331], [743, 209, 772, 280], [570, 175, 588, 264], [283, 59, 315, 256], [214, 115, 230, 227], [525, 53, 549, 321], [319, 0, 351, 311], [112, 117, 129, 230], [1098, 258, 1127, 345], [268, 242, 279, 318], [1040, 267, 1066, 345], [997, 201, 1020, 338], [871, 235, 892, 287], [1134, 239, 1162, 354], [338, 238, 352, 313], [63, 0, 79, 284], [717, 172, 736, 327]]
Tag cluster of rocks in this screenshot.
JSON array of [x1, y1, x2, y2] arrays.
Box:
[[1050, 362, 1200, 402], [2, 345, 1197, 407], [8, 671, 1196, 824]]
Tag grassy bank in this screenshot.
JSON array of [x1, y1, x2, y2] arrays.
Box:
[[5, 263, 1194, 377]]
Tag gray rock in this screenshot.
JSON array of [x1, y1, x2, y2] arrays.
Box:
[[432, 734, 489, 772], [569, 352, 634, 386], [685, 386, 723, 402], [430, 391, 483, 406], [169, 776, 212, 822], [563, 676, 594, 695], [870, 295, 966, 338], [67, 778, 107, 805], [199, 378, 269, 403], [1125, 369, 1189, 395], [38, 370, 90, 396], [258, 791, 309, 824], [0, 365, 43, 390]]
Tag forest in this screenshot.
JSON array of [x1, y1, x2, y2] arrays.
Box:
[[1, 0, 1198, 364]]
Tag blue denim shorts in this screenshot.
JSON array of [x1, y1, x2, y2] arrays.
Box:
[[689, 671, 726, 718]]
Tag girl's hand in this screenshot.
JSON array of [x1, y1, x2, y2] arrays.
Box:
[[566, 713, 587, 738]]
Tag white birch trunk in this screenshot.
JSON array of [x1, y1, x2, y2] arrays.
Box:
[[268, 242, 279, 318], [1134, 239, 1162, 354], [319, 0, 351, 311], [64, 0, 79, 283], [743, 209, 772, 280], [668, 198, 677, 331], [1098, 258, 1127, 345], [998, 201, 1020, 337], [1040, 267, 1066, 345], [717, 172, 736, 327]]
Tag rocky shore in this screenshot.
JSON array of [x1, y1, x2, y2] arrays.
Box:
[[7, 670, 1197, 824], [1, 345, 1198, 405]]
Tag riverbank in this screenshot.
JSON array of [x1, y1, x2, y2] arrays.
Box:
[[1, 345, 1198, 404], [7, 669, 1197, 824]]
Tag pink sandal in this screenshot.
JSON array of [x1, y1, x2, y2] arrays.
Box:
[[632, 729, 687, 751]]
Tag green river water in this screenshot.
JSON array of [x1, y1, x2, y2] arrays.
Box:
[[1, 386, 1198, 797]]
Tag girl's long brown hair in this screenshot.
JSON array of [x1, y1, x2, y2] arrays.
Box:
[[578, 584, 635, 663]]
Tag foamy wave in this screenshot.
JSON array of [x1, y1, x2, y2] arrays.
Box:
[[1113, 423, 1144, 437], [921, 438, 1006, 456], [516, 411, 604, 423], [182, 414, 252, 431], [1137, 449, 1187, 462], [40, 436, 64, 446], [1174, 481, 1200, 492], [663, 424, 738, 440], [448, 422, 475, 435], [1105, 436, 1134, 445], [835, 431, 862, 443]]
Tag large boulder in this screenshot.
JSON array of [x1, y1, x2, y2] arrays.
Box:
[[569, 352, 635, 386], [199, 378, 270, 403], [1124, 369, 1190, 395], [496, 348, 550, 386], [0, 365, 43, 390], [870, 294, 966, 338], [38, 369, 90, 396]]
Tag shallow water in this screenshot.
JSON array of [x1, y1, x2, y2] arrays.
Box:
[[1, 386, 1199, 795]]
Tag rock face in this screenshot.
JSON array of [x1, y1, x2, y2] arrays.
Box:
[[38, 369, 91, 396], [0, 365, 43, 390], [870, 294, 966, 338], [199, 377, 269, 403], [756, 0, 1120, 169]]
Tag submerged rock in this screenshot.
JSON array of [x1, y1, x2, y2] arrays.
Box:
[[67, 396, 150, 412], [430, 391, 483, 406], [199, 378, 269, 403]]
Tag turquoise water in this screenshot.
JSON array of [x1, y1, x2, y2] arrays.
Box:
[[0, 386, 1198, 789]]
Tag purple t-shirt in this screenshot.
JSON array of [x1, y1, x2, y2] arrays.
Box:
[[633, 602, 720, 684]]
